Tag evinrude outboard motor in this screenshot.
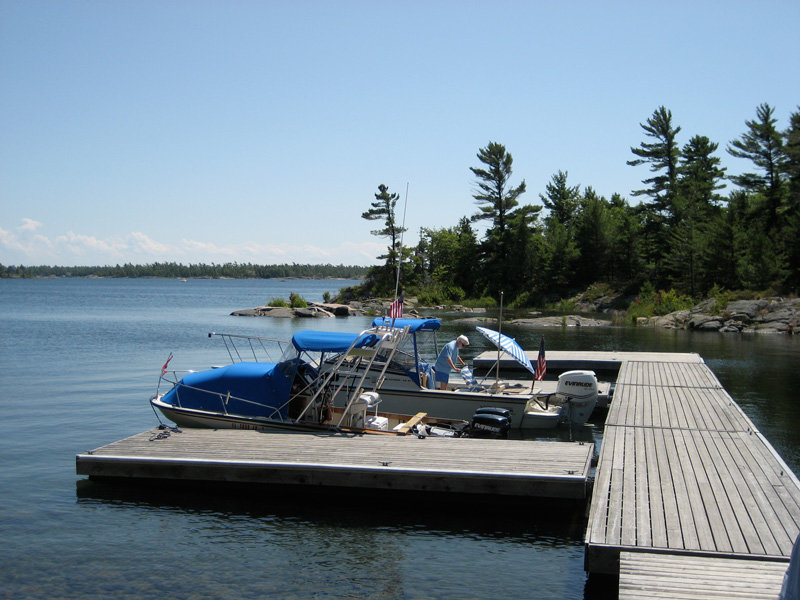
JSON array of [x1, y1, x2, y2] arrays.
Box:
[[469, 407, 511, 438], [555, 370, 599, 426]]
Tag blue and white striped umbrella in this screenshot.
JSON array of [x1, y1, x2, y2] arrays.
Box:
[[476, 326, 536, 375]]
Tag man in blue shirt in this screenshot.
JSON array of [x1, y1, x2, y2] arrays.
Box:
[[433, 335, 469, 390]]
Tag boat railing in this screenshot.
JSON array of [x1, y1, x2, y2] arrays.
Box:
[[207, 332, 291, 364], [163, 378, 287, 421], [295, 324, 411, 426], [156, 369, 196, 394]]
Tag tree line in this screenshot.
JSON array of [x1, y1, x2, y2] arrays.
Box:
[[0, 262, 369, 280], [355, 103, 799, 306]]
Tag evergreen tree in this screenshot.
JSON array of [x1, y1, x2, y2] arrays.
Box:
[[573, 187, 612, 287], [362, 184, 407, 266], [628, 106, 682, 217], [727, 103, 788, 231], [541, 220, 579, 291], [671, 135, 727, 296], [361, 184, 407, 295], [605, 194, 643, 286], [540, 170, 580, 229], [786, 108, 800, 210], [627, 106, 682, 286], [506, 204, 543, 300], [469, 142, 527, 295], [783, 108, 800, 293], [702, 197, 741, 292], [417, 219, 480, 302], [452, 217, 481, 298]]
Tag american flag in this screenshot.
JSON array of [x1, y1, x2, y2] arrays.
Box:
[[389, 292, 405, 320], [535, 336, 546, 381]]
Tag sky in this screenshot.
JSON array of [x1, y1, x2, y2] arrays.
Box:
[[1, 1, 798, 268]]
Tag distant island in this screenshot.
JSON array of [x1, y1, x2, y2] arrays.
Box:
[[0, 262, 369, 280]]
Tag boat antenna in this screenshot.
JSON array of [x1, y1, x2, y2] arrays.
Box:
[[393, 182, 409, 302], [495, 291, 503, 385]]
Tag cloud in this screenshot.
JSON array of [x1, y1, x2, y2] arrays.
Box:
[[54, 231, 126, 256], [18, 218, 42, 232], [129, 232, 170, 255], [1, 219, 381, 266]]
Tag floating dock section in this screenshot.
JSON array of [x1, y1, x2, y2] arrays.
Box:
[[473, 349, 704, 377], [618, 552, 787, 599], [77, 430, 594, 501], [585, 356, 800, 592]]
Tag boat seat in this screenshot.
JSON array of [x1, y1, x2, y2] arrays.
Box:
[[458, 367, 490, 392], [344, 391, 381, 414]]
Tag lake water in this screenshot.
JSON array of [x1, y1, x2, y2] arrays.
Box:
[[1, 278, 798, 599]]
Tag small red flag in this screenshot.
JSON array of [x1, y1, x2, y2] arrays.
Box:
[[161, 353, 173, 375]]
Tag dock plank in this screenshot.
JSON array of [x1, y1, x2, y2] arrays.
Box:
[[619, 552, 787, 600], [77, 429, 594, 500], [586, 358, 800, 575]]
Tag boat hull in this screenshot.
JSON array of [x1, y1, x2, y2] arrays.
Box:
[[350, 386, 566, 429], [151, 396, 470, 436], [343, 367, 598, 430]]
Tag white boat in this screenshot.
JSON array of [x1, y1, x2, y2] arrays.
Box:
[[344, 318, 600, 429], [178, 318, 600, 430], [150, 323, 506, 438]]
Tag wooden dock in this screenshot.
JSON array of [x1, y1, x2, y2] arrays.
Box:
[[473, 349, 704, 375], [585, 357, 800, 580], [76, 429, 594, 500], [618, 552, 787, 599]]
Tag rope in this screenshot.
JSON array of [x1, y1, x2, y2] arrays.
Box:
[[149, 423, 183, 441]]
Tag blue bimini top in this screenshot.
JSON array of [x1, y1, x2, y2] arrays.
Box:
[[291, 330, 380, 353], [371, 317, 441, 333]]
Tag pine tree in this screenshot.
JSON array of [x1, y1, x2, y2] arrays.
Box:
[[671, 135, 727, 295], [627, 106, 682, 286], [469, 142, 527, 295], [362, 184, 407, 264], [361, 184, 407, 295], [540, 170, 581, 229], [727, 103, 788, 231]]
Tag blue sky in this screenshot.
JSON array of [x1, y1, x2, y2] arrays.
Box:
[[2, 0, 798, 267]]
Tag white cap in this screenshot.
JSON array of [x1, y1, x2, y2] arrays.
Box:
[[457, 335, 469, 346]]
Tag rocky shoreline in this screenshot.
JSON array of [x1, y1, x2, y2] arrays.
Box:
[[232, 296, 799, 334], [637, 297, 799, 334]]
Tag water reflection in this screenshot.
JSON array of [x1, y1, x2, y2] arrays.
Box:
[[75, 478, 590, 599], [76, 478, 588, 547]]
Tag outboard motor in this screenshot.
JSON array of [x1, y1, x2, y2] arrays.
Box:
[[555, 370, 599, 426], [470, 407, 511, 438]]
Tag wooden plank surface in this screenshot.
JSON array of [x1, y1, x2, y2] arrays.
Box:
[[473, 350, 704, 373], [77, 428, 594, 499], [619, 552, 787, 600], [586, 359, 800, 574]]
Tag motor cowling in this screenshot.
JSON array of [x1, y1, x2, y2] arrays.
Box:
[[554, 370, 599, 426], [470, 407, 511, 438], [555, 371, 598, 407]]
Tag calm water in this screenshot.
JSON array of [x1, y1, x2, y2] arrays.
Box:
[[1, 278, 798, 599]]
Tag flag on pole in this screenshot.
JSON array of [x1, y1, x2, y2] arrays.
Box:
[[161, 352, 173, 375], [389, 292, 405, 320], [535, 336, 546, 381]]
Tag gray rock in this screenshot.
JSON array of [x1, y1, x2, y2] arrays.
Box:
[[294, 307, 333, 318], [510, 315, 610, 328], [725, 299, 770, 319], [231, 306, 295, 318], [688, 316, 724, 331]]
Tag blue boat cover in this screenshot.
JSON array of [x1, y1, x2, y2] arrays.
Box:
[[371, 317, 441, 332], [291, 330, 379, 353], [162, 361, 293, 419]]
